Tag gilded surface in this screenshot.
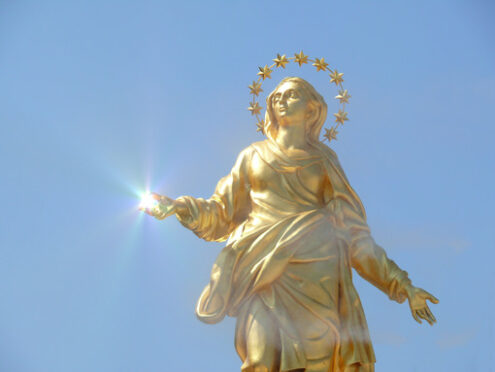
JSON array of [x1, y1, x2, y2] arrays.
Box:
[[141, 77, 438, 372]]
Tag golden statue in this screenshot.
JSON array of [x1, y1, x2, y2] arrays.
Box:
[[140, 58, 438, 372]]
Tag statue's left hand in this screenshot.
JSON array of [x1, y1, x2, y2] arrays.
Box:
[[406, 286, 439, 326], [140, 192, 177, 220]]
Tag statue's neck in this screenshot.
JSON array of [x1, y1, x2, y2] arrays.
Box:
[[275, 123, 309, 152]]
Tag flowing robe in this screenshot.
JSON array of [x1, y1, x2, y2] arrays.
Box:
[[177, 139, 411, 371]]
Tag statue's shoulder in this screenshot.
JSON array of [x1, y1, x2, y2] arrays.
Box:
[[248, 139, 269, 150], [238, 141, 263, 157], [242, 140, 269, 158], [232, 141, 264, 167], [314, 142, 340, 163]]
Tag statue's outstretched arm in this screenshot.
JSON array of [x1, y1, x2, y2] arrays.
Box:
[[173, 147, 252, 242], [349, 230, 438, 325]]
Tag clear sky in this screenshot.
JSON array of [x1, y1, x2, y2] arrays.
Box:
[[0, 1, 494, 371]]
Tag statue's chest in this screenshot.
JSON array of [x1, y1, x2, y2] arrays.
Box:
[[249, 152, 326, 198]]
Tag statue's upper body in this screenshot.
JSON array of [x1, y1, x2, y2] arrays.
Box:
[[144, 77, 438, 372], [175, 137, 411, 369]]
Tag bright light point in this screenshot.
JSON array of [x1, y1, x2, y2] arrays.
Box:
[[139, 192, 158, 210]]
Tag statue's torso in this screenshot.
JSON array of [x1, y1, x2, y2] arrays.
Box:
[[245, 149, 332, 230]]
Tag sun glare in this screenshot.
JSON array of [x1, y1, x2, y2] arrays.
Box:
[[139, 192, 158, 210]]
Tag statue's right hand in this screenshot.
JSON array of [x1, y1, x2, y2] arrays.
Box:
[[140, 192, 178, 221]]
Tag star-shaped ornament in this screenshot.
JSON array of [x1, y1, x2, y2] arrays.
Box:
[[329, 70, 344, 85], [335, 89, 351, 104], [294, 51, 309, 66], [313, 58, 329, 71], [324, 127, 339, 142], [273, 54, 289, 68], [248, 81, 263, 96], [248, 102, 262, 116], [257, 65, 273, 80], [256, 118, 265, 133], [334, 109, 349, 125]]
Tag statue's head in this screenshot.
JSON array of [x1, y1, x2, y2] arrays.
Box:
[[265, 77, 328, 143]]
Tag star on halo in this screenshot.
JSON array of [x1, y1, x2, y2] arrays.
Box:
[[248, 102, 262, 116], [313, 58, 329, 71], [335, 89, 351, 104], [273, 53, 289, 68], [294, 51, 309, 66], [257, 65, 273, 80], [324, 127, 339, 141], [334, 109, 349, 125], [329, 70, 344, 85], [248, 81, 263, 96], [256, 118, 265, 133]]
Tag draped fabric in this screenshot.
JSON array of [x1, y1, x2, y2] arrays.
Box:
[[176, 139, 411, 371]]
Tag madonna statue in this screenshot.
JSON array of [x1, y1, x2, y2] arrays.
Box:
[[142, 77, 438, 372]]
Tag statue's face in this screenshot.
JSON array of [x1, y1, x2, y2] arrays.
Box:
[[272, 81, 310, 125]]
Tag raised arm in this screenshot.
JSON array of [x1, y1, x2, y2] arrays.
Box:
[[174, 146, 252, 242]]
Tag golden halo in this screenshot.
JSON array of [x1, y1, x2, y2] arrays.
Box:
[[248, 51, 351, 142]]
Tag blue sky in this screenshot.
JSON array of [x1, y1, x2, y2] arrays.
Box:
[[0, 1, 494, 371]]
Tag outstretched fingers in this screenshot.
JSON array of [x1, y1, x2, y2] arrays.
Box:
[[424, 306, 437, 324], [409, 288, 439, 326], [417, 309, 429, 324], [419, 308, 435, 326], [414, 305, 437, 326], [412, 309, 422, 324]]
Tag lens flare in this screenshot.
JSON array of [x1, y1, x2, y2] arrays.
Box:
[[139, 192, 158, 210]]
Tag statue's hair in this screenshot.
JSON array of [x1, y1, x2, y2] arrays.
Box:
[[264, 77, 328, 143]]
